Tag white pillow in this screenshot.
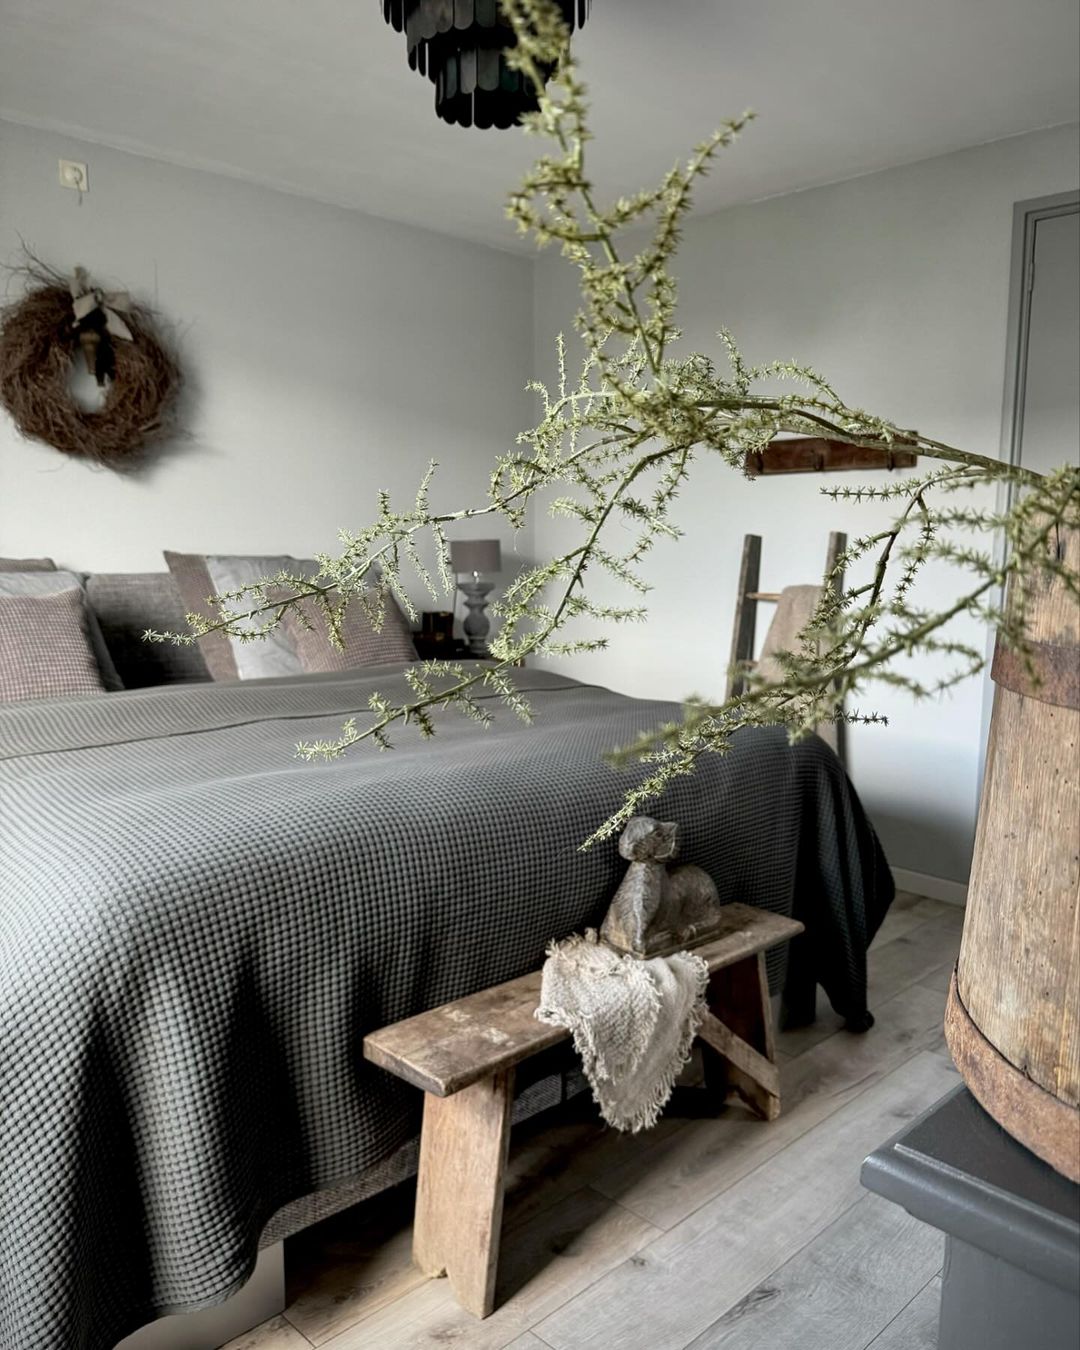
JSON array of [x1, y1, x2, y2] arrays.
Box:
[[203, 555, 321, 680]]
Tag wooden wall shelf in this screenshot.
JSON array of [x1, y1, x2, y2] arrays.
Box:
[[744, 437, 918, 476]]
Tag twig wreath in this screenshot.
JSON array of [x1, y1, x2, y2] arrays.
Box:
[[0, 262, 181, 468]]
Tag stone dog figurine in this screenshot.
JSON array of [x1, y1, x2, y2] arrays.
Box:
[[600, 817, 725, 957]]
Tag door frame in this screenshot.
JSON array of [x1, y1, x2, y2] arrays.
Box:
[[998, 191, 1080, 484], [977, 190, 1080, 787]]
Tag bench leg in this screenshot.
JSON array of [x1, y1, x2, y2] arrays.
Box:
[[413, 1068, 514, 1318], [700, 952, 781, 1121]]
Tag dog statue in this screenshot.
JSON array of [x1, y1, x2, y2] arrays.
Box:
[[600, 817, 725, 957]]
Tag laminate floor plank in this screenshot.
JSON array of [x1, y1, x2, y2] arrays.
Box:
[[873, 900, 942, 947], [279, 892, 961, 1350], [776, 909, 961, 1059], [222, 1315, 313, 1350], [317, 1185, 659, 1350], [596, 980, 949, 1231], [533, 1052, 958, 1350], [772, 997, 845, 1057], [918, 962, 956, 995], [282, 1183, 426, 1344], [867, 913, 963, 1005], [683, 1193, 942, 1349], [907, 897, 964, 928], [864, 1274, 943, 1350], [502, 1101, 687, 1235]]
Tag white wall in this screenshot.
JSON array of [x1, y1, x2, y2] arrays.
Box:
[[2, 117, 1077, 885], [0, 122, 535, 604], [531, 123, 1080, 886]]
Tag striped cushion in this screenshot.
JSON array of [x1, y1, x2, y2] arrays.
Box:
[[0, 570, 122, 691], [281, 591, 417, 672], [0, 588, 105, 702]]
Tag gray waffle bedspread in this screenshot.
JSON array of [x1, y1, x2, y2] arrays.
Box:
[[0, 668, 892, 1349]]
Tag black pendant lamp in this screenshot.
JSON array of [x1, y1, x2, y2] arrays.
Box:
[[381, 0, 590, 129]]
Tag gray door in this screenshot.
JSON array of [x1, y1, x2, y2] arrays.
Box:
[[978, 198, 1079, 803], [1018, 209, 1080, 476]]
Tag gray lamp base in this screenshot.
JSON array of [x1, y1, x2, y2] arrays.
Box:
[[457, 578, 494, 656]]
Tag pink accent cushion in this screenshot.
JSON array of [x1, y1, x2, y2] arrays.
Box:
[[281, 592, 417, 672], [0, 588, 105, 702]]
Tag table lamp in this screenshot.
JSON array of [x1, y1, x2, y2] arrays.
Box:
[[450, 539, 501, 656]]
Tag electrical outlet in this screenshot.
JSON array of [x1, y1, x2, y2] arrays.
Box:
[[58, 159, 89, 192]]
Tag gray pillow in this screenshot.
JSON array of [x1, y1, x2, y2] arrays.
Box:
[[0, 570, 122, 691], [163, 551, 319, 681], [0, 588, 106, 703], [0, 557, 57, 572], [85, 573, 211, 688]]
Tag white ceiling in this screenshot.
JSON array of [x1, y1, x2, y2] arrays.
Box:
[[1, 0, 1077, 253]]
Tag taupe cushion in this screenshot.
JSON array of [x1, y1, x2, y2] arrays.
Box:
[[281, 591, 417, 672], [162, 551, 235, 680], [0, 570, 122, 691], [0, 557, 57, 572], [85, 573, 211, 689], [0, 588, 105, 702], [163, 552, 319, 681]]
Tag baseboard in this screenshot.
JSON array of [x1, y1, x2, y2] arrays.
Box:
[[892, 867, 968, 907]]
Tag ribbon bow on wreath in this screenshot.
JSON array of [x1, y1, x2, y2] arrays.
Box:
[[70, 266, 133, 385]]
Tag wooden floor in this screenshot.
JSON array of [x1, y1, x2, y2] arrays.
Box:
[[228, 891, 963, 1350]]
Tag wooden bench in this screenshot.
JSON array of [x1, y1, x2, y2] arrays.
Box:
[[363, 902, 803, 1318]]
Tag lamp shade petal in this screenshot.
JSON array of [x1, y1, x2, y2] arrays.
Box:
[[382, 0, 590, 129]]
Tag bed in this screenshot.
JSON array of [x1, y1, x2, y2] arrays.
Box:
[[0, 574, 893, 1350]]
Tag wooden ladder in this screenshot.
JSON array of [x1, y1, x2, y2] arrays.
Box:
[[726, 529, 848, 766]]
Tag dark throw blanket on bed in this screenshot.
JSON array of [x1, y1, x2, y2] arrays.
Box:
[[0, 669, 892, 1349]]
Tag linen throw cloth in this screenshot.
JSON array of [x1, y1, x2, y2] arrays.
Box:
[[755, 584, 839, 756], [536, 932, 709, 1132]]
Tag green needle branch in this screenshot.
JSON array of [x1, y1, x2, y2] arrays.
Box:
[[158, 0, 1079, 844]]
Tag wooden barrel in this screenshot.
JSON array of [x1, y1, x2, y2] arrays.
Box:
[[945, 522, 1079, 1182]]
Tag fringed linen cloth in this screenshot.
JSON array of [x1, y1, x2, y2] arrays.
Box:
[[535, 931, 709, 1132]]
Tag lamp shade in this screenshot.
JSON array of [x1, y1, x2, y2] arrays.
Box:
[[450, 539, 501, 575]]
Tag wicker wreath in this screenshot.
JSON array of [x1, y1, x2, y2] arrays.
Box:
[[0, 267, 181, 468]]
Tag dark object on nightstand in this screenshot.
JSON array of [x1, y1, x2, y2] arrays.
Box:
[[413, 635, 476, 661], [421, 610, 454, 639], [415, 612, 460, 661], [862, 1084, 1080, 1350]]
